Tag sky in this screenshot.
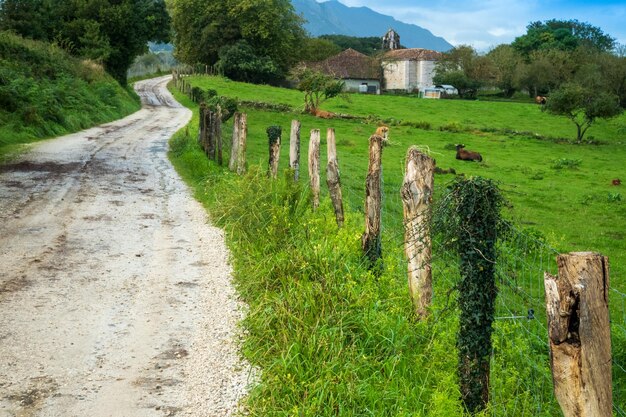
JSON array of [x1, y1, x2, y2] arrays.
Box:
[[335, 0, 626, 51]]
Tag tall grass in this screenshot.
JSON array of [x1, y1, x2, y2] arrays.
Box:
[[0, 31, 140, 159]]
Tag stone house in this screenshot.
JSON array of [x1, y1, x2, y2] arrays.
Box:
[[381, 48, 442, 93]]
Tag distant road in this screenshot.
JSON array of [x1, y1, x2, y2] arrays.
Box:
[[0, 76, 251, 417]]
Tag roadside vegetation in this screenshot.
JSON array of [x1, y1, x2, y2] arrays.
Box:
[[168, 76, 626, 415], [0, 31, 140, 160]]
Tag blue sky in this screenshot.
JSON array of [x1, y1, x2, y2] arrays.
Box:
[[335, 0, 626, 51]]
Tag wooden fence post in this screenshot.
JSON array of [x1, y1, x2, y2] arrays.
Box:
[[267, 126, 281, 179], [198, 103, 206, 146], [290, 120, 301, 181], [401, 146, 435, 318], [308, 129, 321, 210], [215, 106, 223, 165], [362, 134, 384, 265], [209, 111, 218, 160], [203, 108, 212, 156], [229, 113, 240, 172], [544, 252, 612, 417], [235, 113, 247, 175], [326, 128, 344, 227]]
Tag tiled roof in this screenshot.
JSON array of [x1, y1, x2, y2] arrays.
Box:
[[307, 48, 381, 80], [382, 48, 442, 61]]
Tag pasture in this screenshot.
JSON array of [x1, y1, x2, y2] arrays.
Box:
[[183, 75, 626, 280], [168, 75, 626, 416]]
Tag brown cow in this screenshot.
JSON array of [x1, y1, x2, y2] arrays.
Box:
[[312, 108, 335, 119], [535, 96, 547, 105], [612, 178, 621, 186], [455, 144, 482, 162]]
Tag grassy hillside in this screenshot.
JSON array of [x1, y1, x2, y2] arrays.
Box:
[[0, 31, 140, 159], [167, 76, 626, 416]]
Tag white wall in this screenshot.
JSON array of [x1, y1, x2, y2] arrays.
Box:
[[383, 59, 438, 92], [417, 61, 437, 90], [383, 61, 409, 90]]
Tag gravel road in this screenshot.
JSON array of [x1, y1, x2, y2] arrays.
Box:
[[0, 76, 252, 417]]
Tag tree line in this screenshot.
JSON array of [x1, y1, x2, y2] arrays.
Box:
[[0, 0, 170, 85]]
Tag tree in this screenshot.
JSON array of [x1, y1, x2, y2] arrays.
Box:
[[318, 34, 383, 56], [543, 83, 622, 142], [516, 48, 576, 96], [0, 0, 170, 84], [298, 38, 342, 62], [168, 0, 306, 81], [487, 44, 523, 97], [434, 45, 493, 99], [217, 40, 282, 84], [291, 66, 344, 113], [512, 19, 616, 56]]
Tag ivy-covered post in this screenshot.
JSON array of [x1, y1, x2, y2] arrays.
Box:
[[450, 177, 502, 413], [401, 147, 435, 318], [308, 129, 321, 210], [289, 120, 301, 181], [267, 126, 282, 179], [362, 134, 384, 267]]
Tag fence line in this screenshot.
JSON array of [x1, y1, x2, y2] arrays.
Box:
[[175, 76, 626, 416]]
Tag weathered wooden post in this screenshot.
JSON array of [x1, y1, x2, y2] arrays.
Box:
[[215, 106, 223, 166], [198, 103, 206, 146], [229, 113, 240, 172], [544, 252, 612, 417], [203, 108, 212, 156], [362, 134, 384, 266], [308, 129, 321, 210], [401, 147, 435, 318], [326, 128, 344, 227], [289, 120, 301, 181], [267, 126, 282, 179], [234, 113, 247, 175]]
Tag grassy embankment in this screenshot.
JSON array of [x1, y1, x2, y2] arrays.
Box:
[[0, 31, 140, 160], [167, 75, 626, 416]]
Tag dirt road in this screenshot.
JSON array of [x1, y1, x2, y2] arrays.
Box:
[[0, 76, 251, 417]]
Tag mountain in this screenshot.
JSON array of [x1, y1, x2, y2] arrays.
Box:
[[292, 0, 453, 52]]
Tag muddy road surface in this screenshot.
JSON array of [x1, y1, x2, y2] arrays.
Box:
[[0, 76, 251, 417]]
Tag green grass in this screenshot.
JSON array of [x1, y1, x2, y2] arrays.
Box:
[[0, 31, 140, 160], [167, 76, 626, 416]]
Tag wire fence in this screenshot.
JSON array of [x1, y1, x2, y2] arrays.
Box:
[[373, 164, 625, 416]]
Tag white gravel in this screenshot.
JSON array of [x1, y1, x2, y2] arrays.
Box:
[[0, 76, 253, 417]]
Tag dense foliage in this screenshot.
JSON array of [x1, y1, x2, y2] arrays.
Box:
[[318, 34, 383, 56], [168, 0, 306, 84], [0, 31, 139, 155], [0, 0, 170, 84], [512, 19, 616, 56]]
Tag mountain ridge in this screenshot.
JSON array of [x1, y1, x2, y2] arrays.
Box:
[[292, 0, 453, 52]]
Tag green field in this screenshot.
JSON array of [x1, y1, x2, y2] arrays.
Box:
[[168, 75, 626, 416], [179, 75, 626, 278]]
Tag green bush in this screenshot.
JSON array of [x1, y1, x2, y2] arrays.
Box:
[[0, 31, 139, 155]]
